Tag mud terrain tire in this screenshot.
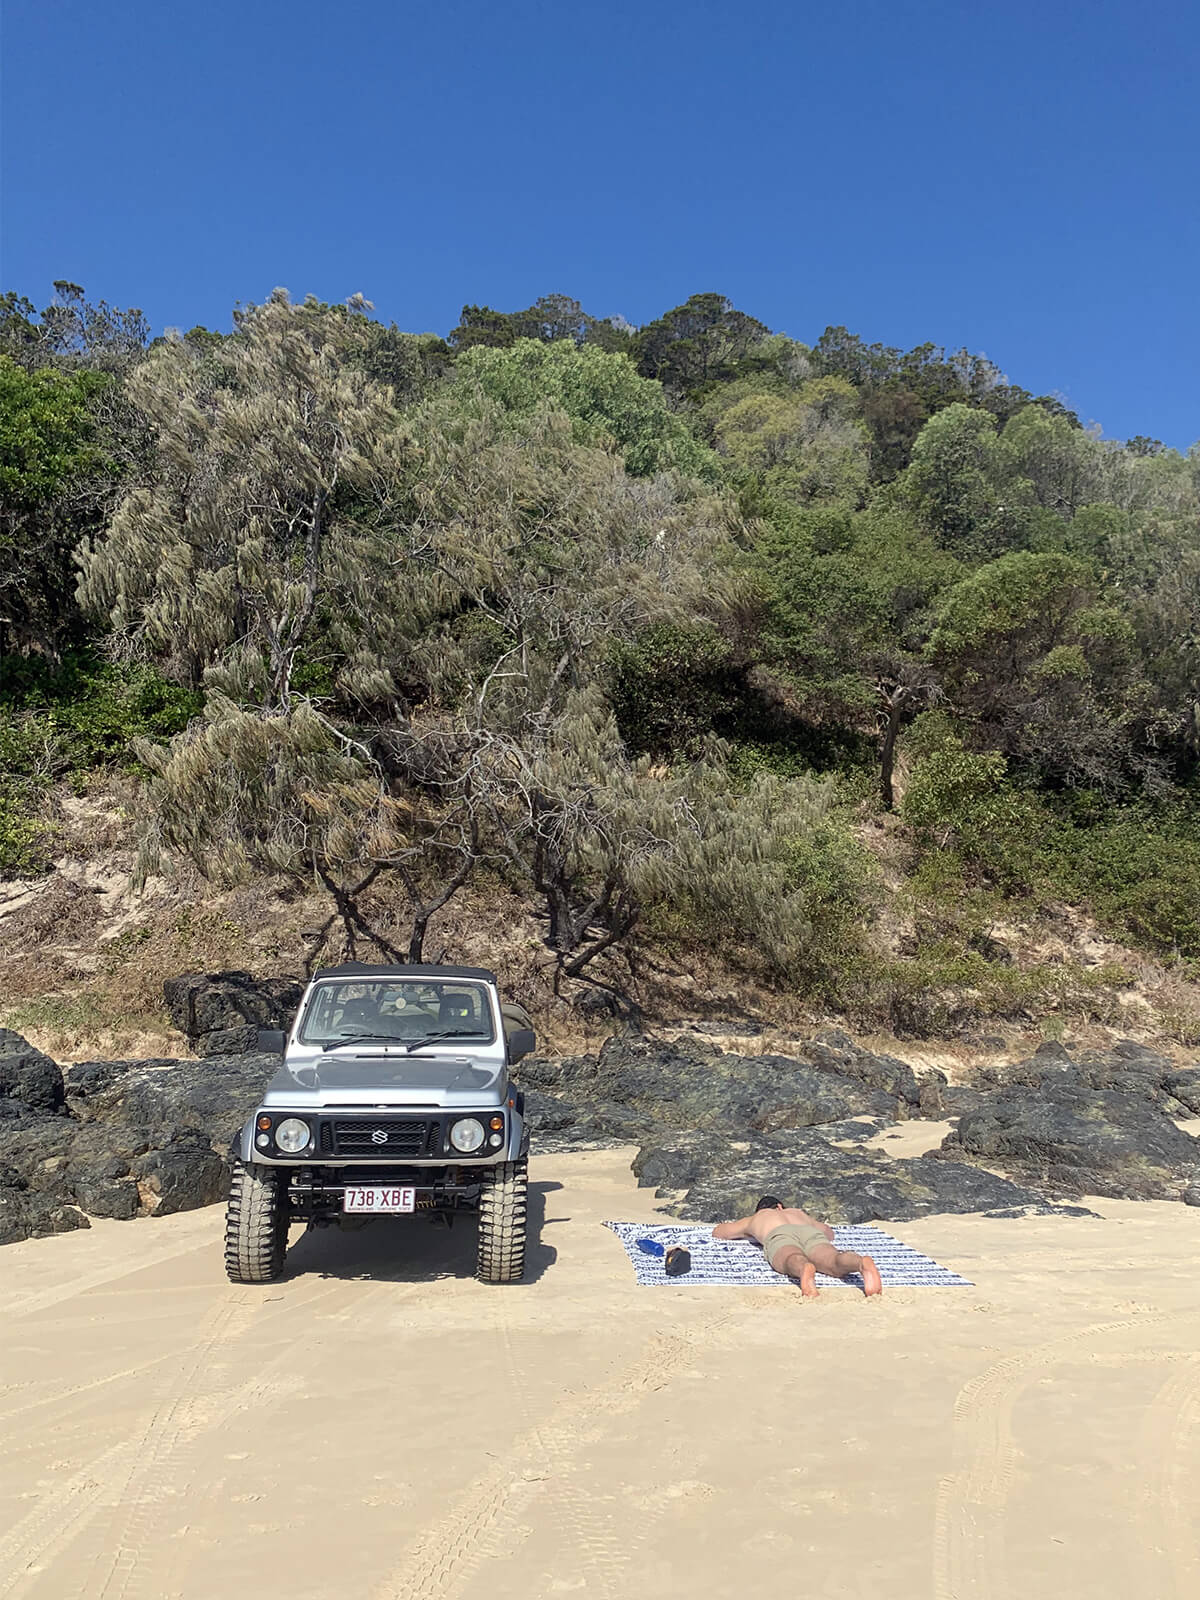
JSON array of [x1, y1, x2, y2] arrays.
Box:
[[224, 1160, 288, 1283], [476, 1158, 527, 1283]]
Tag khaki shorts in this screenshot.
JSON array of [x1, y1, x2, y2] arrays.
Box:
[[763, 1223, 830, 1271]]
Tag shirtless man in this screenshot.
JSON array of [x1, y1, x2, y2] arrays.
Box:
[[712, 1196, 883, 1297]]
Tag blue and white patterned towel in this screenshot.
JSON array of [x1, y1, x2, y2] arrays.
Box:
[[604, 1221, 973, 1288]]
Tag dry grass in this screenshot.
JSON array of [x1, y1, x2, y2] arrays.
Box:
[[2, 777, 1198, 1063]]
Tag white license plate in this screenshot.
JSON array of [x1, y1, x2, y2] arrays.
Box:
[[342, 1186, 416, 1214]]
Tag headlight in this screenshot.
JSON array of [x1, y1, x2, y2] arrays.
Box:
[[449, 1117, 485, 1153], [274, 1117, 311, 1153]]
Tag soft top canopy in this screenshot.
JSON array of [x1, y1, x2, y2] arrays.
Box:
[[311, 962, 499, 984]]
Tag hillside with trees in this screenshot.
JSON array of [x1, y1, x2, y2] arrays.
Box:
[[2, 283, 1198, 1050]]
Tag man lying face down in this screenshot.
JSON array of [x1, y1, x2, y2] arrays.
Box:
[[712, 1196, 883, 1298]]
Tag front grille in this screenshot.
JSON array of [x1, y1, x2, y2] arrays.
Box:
[[330, 1118, 435, 1157]]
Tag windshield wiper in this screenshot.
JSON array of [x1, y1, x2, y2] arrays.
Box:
[[321, 1031, 411, 1053], [402, 1029, 478, 1054]]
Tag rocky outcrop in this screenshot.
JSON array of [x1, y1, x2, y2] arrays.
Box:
[[523, 1030, 1199, 1219], [938, 1041, 1200, 1201], [2, 1012, 1196, 1246], [0, 1036, 278, 1243], [0, 1028, 65, 1113], [162, 971, 303, 1057], [520, 1028, 927, 1144], [630, 1129, 1084, 1223]]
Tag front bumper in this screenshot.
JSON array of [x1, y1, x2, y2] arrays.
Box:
[[239, 1105, 526, 1167], [286, 1166, 488, 1218]]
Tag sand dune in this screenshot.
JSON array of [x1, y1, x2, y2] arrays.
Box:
[[2, 1146, 1199, 1600]]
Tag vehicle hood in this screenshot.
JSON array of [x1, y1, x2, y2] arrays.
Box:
[[262, 1051, 506, 1109]]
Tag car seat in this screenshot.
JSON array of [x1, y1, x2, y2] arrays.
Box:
[[438, 994, 474, 1028], [339, 996, 379, 1030]]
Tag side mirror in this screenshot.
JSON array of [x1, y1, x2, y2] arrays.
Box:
[[256, 1028, 286, 1054], [507, 1028, 536, 1063]]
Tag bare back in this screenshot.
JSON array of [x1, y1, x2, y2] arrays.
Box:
[[712, 1206, 834, 1246]]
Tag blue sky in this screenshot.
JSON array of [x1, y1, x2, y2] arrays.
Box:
[[2, 0, 1197, 447]]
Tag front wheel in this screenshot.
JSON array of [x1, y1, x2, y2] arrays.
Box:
[[224, 1160, 288, 1283], [476, 1159, 527, 1284]]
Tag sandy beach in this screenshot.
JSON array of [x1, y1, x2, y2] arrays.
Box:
[[2, 1146, 1199, 1600]]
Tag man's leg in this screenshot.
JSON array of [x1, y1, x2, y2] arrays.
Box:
[[805, 1240, 883, 1296], [770, 1245, 821, 1297]]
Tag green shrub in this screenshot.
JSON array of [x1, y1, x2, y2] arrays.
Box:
[[1048, 799, 1200, 958], [780, 821, 879, 988], [609, 623, 742, 756], [0, 783, 50, 875], [901, 736, 1051, 891], [0, 652, 201, 878], [0, 653, 201, 780]]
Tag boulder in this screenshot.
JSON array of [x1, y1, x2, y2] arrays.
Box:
[[66, 1051, 279, 1147], [162, 971, 303, 1055], [631, 1128, 1082, 1223], [0, 1028, 66, 1114], [0, 1184, 90, 1244], [132, 1131, 230, 1215], [0, 1031, 272, 1244], [519, 1031, 913, 1141], [940, 1081, 1200, 1201]]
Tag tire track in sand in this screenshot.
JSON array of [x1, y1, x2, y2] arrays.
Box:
[[932, 1313, 1172, 1600], [96, 1276, 421, 1600], [6, 1235, 213, 1322], [1131, 1357, 1200, 1599], [375, 1310, 732, 1600], [0, 1276, 342, 1600]]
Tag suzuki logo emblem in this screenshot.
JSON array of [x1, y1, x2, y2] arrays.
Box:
[[371, 1129, 388, 1144]]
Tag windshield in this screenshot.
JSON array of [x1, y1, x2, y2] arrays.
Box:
[[297, 979, 495, 1047]]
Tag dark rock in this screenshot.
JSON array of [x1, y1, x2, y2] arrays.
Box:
[[526, 1032, 909, 1139], [1184, 1184, 1200, 1208], [796, 1029, 924, 1110], [941, 1085, 992, 1117], [23, 1193, 90, 1237], [163, 971, 303, 1052], [631, 1128, 1080, 1223], [132, 1132, 229, 1214], [0, 1186, 31, 1245], [196, 1025, 259, 1057], [1163, 1070, 1200, 1117], [66, 1052, 278, 1147], [71, 1174, 140, 1219], [0, 1030, 65, 1113], [941, 1082, 1200, 1201], [971, 1041, 1200, 1121], [0, 1047, 278, 1243]]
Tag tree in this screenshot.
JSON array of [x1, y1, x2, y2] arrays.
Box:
[[926, 552, 1148, 787], [754, 503, 957, 804], [453, 337, 718, 478], [633, 293, 772, 393], [0, 357, 117, 653], [447, 294, 631, 356], [897, 403, 1010, 552], [79, 290, 411, 708], [708, 376, 870, 506], [0, 282, 149, 374]]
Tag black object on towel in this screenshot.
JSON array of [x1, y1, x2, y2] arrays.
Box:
[[664, 1247, 692, 1277]]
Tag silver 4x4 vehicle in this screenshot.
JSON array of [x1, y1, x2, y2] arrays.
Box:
[[224, 963, 534, 1286]]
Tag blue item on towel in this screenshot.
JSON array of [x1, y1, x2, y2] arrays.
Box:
[[635, 1237, 666, 1257]]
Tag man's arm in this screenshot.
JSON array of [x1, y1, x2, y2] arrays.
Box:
[[712, 1215, 755, 1240]]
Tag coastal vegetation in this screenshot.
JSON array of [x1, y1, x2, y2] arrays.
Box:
[[2, 283, 1198, 1034]]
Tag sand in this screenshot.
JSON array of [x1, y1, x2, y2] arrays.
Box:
[[2, 1147, 1199, 1600]]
